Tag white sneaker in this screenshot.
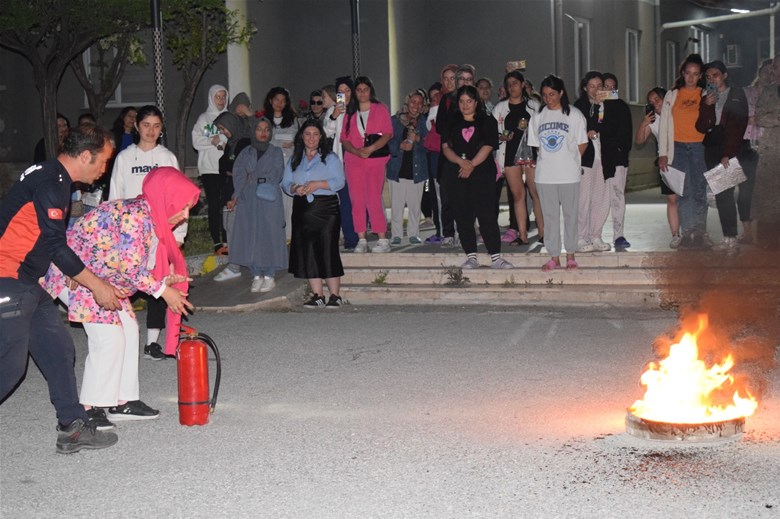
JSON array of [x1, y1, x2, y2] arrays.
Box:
[[250, 276, 262, 293], [491, 257, 513, 269], [214, 267, 241, 281], [714, 236, 738, 251], [591, 237, 611, 251], [260, 276, 275, 293], [354, 239, 368, 253], [372, 238, 391, 253], [461, 257, 479, 269], [441, 236, 455, 247], [669, 234, 682, 249], [577, 239, 595, 253]]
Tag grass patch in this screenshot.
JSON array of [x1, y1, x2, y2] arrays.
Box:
[[183, 216, 213, 256]]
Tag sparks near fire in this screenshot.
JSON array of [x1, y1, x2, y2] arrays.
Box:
[[630, 314, 758, 424]]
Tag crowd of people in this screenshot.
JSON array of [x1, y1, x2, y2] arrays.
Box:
[[199, 54, 779, 284], [3, 53, 779, 453]]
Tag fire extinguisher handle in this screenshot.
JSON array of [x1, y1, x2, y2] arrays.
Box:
[[196, 332, 221, 413]]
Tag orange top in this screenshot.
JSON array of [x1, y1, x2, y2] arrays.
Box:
[[672, 87, 704, 143]]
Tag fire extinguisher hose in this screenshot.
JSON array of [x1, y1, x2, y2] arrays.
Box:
[[196, 332, 221, 413]]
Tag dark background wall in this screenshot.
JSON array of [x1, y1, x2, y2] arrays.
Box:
[[1, 0, 777, 177]]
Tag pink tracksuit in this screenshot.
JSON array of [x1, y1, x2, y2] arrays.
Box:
[[340, 103, 393, 234]]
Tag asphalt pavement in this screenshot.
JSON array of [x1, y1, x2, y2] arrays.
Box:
[[2, 305, 779, 518]]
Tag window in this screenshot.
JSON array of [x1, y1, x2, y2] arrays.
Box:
[[625, 29, 640, 104], [567, 15, 592, 86], [666, 40, 678, 88], [81, 37, 155, 108]]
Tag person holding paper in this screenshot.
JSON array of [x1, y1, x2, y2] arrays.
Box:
[[658, 54, 709, 250], [696, 60, 748, 252]]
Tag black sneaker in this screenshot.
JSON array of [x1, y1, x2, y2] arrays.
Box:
[[303, 294, 326, 308], [325, 294, 343, 309], [56, 418, 118, 454], [86, 407, 115, 431], [108, 400, 160, 421], [144, 342, 171, 360]]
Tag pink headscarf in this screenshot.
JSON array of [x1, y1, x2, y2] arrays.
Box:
[[141, 167, 201, 355]]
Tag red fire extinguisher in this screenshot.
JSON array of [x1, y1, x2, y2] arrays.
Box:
[[177, 325, 221, 426]]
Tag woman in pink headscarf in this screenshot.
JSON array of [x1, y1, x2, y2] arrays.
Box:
[[43, 167, 199, 428]]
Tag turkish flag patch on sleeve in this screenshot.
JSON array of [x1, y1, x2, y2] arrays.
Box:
[[47, 208, 64, 220]]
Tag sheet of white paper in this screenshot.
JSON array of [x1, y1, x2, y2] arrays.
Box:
[[660, 165, 685, 196]]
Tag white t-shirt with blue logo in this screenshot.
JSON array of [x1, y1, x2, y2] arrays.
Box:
[[527, 106, 588, 184]]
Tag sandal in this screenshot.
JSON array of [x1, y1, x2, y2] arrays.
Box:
[[509, 237, 530, 246], [566, 259, 578, 270], [541, 259, 561, 272]]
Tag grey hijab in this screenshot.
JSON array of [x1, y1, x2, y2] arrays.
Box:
[[250, 117, 273, 157]]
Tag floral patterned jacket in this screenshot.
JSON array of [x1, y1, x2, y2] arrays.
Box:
[[42, 198, 164, 324]]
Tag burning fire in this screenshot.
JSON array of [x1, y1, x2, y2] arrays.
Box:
[[630, 314, 758, 424]]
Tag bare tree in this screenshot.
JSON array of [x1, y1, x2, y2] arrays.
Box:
[[163, 0, 255, 165], [70, 34, 147, 125], [0, 0, 147, 158]]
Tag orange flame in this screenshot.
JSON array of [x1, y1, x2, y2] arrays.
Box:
[[630, 314, 758, 424]]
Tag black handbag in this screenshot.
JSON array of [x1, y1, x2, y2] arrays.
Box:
[[360, 113, 389, 158], [364, 133, 390, 158]]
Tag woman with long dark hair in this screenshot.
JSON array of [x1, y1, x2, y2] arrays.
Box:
[[527, 75, 588, 272], [440, 85, 511, 270], [340, 76, 393, 253], [264, 86, 300, 241], [658, 54, 709, 249], [111, 106, 138, 153], [108, 105, 181, 360], [696, 60, 748, 252], [283, 120, 346, 307], [493, 70, 541, 245], [636, 86, 680, 247]]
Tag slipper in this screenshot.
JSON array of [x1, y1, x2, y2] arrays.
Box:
[[566, 259, 578, 270], [541, 259, 561, 272]]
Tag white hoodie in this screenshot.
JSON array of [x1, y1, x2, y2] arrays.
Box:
[[191, 84, 228, 175]]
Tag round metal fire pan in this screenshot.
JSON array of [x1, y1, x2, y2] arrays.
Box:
[[625, 410, 744, 443]]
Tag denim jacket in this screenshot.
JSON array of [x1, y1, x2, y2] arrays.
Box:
[[387, 114, 429, 183]]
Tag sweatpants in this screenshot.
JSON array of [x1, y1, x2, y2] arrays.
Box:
[[578, 164, 610, 243], [608, 165, 628, 239], [390, 178, 425, 239], [81, 309, 140, 407], [345, 158, 388, 234], [537, 182, 580, 257], [441, 169, 501, 255]]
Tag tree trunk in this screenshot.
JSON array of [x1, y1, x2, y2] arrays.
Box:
[[174, 65, 209, 169], [37, 65, 60, 161]]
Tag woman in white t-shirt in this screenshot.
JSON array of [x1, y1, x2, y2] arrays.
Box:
[[108, 105, 181, 361], [527, 75, 588, 272]]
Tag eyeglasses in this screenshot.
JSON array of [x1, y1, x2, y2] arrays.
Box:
[[310, 100, 323, 105]]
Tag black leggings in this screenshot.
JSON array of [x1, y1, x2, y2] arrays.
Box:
[[201, 174, 226, 246]]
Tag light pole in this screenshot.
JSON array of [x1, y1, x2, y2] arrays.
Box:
[[151, 0, 167, 144], [350, 0, 361, 78]]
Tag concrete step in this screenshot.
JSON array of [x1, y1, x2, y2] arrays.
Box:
[[340, 251, 653, 268], [338, 250, 780, 307], [341, 266, 656, 286], [341, 284, 664, 307]]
